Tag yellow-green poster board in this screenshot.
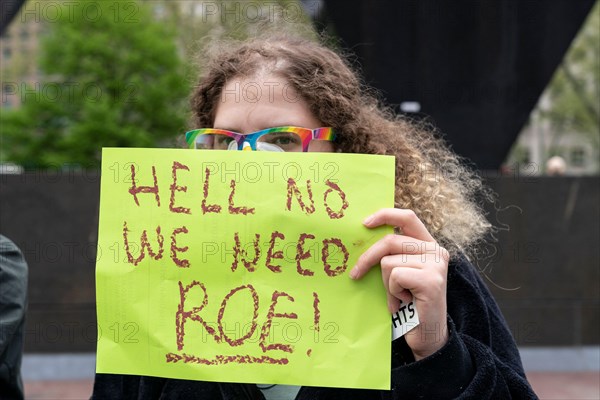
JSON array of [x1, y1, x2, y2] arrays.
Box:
[[95, 148, 395, 390]]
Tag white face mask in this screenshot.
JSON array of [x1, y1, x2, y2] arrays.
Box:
[[226, 138, 292, 152]]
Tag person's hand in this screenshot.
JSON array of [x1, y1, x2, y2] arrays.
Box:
[[350, 208, 450, 360]]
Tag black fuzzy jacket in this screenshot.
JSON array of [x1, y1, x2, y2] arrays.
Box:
[[91, 255, 538, 399], [0, 235, 28, 400]]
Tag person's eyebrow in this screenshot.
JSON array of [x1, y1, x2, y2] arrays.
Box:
[[212, 124, 305, 133], [255, 123, 301, 131], [212, 127, 239, 132], [266, 122, 300, 127]]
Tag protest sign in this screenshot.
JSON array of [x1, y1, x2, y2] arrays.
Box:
[[95, 148, 397, 389]]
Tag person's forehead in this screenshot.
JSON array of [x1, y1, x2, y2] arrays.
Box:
[[214, 74, 321, 132], [219, 74, 298, 103]]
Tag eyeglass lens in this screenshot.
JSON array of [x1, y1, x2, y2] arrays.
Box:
[[195, 134, 235, 150], [196, 130, 305, 152]]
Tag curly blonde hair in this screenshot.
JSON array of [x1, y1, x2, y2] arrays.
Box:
[[190, 34, 493, 258]]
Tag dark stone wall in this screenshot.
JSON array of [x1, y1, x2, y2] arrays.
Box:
[[478, 175, 599, 346], [0, 172, 598, 352], [1, 171, 100, 352]]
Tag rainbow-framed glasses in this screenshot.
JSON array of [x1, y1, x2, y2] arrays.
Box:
[[185, 126, 336, 152]]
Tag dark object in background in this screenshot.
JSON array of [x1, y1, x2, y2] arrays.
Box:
[[0, 0, 26, 36], [320, 0, 596, 169], [0, 235, 28, 400]]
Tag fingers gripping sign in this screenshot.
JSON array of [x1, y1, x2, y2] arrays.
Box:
[[349, 208, 450, 361]]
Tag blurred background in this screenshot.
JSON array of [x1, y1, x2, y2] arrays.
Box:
[[1, 0, 598, 398]]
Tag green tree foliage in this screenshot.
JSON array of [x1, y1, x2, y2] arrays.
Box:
[[2, 0, 188, 168]]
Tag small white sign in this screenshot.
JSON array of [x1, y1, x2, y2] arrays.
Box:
[[392, 298, 419, 341]]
